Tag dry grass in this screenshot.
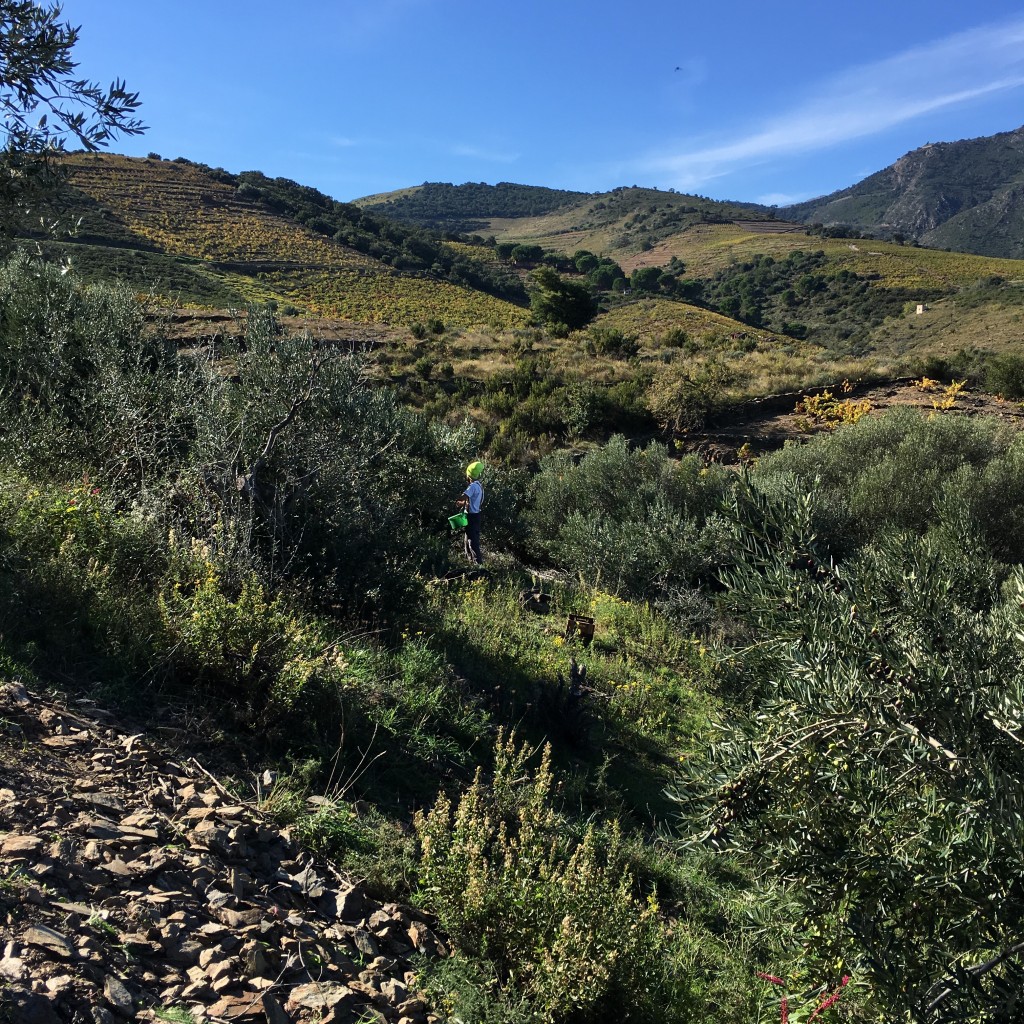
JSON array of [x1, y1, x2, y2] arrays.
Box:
[[868, 293, 1024, 360], [633, 223, 1024, 290]]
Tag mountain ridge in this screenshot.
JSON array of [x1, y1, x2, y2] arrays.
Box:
[[785, 125, 1024, 257]]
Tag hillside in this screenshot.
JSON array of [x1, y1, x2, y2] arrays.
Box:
[[785, 125, 1024, 257], [352, 175, 1024, 370], [357, 181, 776, 260], [8, 142, 1024, 1022], [354, 181, 592, 232], [35, 153, 1024, 459], [0, 681, 448, 1023], [55, 154, 531, 330]]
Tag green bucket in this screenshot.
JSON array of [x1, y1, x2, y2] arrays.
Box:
[[448, 510, 468, 530]]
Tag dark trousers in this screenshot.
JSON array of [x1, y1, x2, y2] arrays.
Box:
[[465, 512, 482, 564]]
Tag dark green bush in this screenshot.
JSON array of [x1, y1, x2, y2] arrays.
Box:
[[529, 437, 731, 596], [675, 489, 1024, 1020], [586, 325, 639, 359], [0, 254, 477, 623], [753, 407, 1024, 561], [985, 353, 1024, 399]]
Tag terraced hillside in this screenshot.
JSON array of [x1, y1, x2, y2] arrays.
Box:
[[355, 181, 591, 232], [633, 221, 1024, 288], [47, 156, 1024, 441], [358, 182, 774, 260], [361, 183, 1024, 362], [57, 154, 530, 329]]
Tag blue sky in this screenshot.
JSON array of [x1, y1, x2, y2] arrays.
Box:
[[60, 0, 1024, 206]]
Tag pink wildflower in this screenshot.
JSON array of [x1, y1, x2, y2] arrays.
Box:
[[807, 975, 851, 1022]]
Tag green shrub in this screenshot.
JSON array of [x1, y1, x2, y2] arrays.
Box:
[[0, 254, 486, 621], [646, 358, 739, 433], [157, 542, 343, 726], [529, 437, 731, 596], [0, 472, 166, 687], [754, 407, 1024, 561], [676, 507, 1024, 1021], [586, 325, 639, 359], [985, 353, 1024, 400], [415, 731, 681, 1022]]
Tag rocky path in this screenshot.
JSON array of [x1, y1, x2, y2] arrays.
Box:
[[685, 380, 1024, 461], [0, 682, 445, 1024]]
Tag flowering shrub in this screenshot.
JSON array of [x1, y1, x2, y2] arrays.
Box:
[[415, 731, 668, 1022]]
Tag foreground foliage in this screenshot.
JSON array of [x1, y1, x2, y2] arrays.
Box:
[[5, 253, 1024, 1021]]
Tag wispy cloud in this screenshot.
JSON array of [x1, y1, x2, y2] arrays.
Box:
[[638, 16, 1024, 191], [451, 143, 520, 164], [329, 136, 359, 148], [757, 191, 813, 207]]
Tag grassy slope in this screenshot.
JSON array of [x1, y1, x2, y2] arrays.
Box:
[[60, 157, 1024, 404], [625, 225, 1024, 364], [60, 155, 529, 329], [361, 184, 772, 259], [624, 223, 1024, 289], [364, 183, 1024, 373]]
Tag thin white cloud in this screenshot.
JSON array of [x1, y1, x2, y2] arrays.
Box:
[[452, 143, 520, 164], [329, 136, 359, 148], [757, 192, 813, 207], [638, 16, 1024, 191]]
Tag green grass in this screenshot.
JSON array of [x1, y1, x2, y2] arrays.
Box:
[[426, 571, 717, 824]]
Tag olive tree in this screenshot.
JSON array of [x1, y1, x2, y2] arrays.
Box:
[[0, 0, 144, 236], [672, 478, 1024, 1022]]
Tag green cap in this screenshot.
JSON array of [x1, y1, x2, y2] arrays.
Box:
[[466, 461, 484, 480]]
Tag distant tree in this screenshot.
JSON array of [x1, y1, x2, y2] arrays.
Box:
[[587, 260, 625, 291], [510, 243, 544, 266], [529, 266, 596, 334], [630, 266, 663, 293], [0, 0, 144, 238], [574, 251, 599, 273], [674, 278, 703, 302]]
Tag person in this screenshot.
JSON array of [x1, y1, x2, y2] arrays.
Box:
[[456, 461, 485, 564]]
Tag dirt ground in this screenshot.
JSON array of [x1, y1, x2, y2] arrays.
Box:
[[151, 308, 400, 350], [684, 379, 1024, 462]]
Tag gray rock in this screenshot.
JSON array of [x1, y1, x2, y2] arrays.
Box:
[[3, 681, 30, 705], [43, 974, 75, 996], [1, 835, 43, 857], [321, 882, 372, 923], [397, 996, 429, 1017], [22, 925, 74, 958], [0, 956, 25, 981], [381, 978, 408, 1003], [4, 988, 62, 1024], [288, 981, 357, 1010], [261, 992, 292, 1024], [82, 792, 126, 815], [244, 943, 271, 978], [218, 906, 262, 928], [102, 975, 134, 1017], [353, 929, 380, 959], [164, 939, 202, 966], [407, 921, 445, 957]]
